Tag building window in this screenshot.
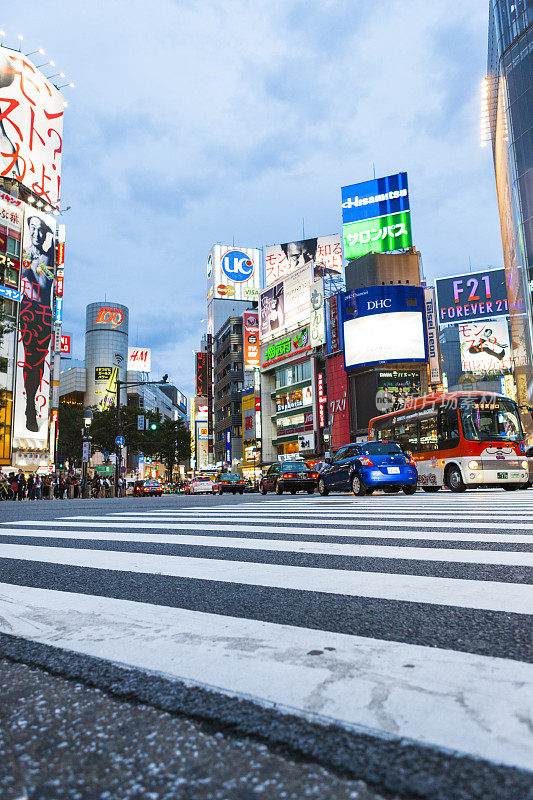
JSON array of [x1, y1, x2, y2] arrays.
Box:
[[6, 237, 20, 256]]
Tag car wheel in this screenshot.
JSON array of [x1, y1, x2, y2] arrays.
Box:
[[403, 485, 417, 495], [275, 481, 283, 495], [445, 465, 466, 493], [422, 486, 440, 492], [260, 484, 267, 495], [318, 477, 329, 496], [239, 490, 244, 495], [351, 472, 366, 496]]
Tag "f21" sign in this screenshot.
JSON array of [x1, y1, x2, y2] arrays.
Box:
[[435, 268, 517, 324]]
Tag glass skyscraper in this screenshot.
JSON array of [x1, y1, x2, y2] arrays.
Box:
[[487, 0, 533, 409]]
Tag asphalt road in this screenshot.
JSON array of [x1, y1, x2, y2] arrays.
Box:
[[0, 490, 532, 800]]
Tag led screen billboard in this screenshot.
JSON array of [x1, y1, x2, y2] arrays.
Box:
[[264, 234, 342, 287], [341, 172, 410, 225], [0, 49, 64, 207], [13, 206, 56, 449], [342, 211, 412, 260], [340, 285, 427, 369], [207, 244, 261, 302], [435, 268, 510, 324], [459, 318, 512, 373]]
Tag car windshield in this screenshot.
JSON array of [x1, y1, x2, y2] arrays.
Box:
[[459, 397, 524, 442], [220, 474, 239, 481], [362, 442, 403, 456], [282, 462, 309, 472]]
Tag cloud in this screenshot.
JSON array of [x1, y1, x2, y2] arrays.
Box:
[[4, 0, 501, 398]]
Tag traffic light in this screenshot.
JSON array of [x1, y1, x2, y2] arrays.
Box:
[[150, 422, 157, 430]]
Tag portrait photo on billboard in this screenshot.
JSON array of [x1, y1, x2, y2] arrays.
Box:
[[459, 318, 512, 374], [260, 283, 285, 340], [265, 234, 342, 287], [0, 49, 64, 207], [13, 207, 56, 445], [341, 286, 427, 369]]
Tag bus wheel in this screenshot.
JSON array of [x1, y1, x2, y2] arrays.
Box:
[[422, 486, 440, 493], [503, 484, 519, 491], [445, 465, 466, 493]]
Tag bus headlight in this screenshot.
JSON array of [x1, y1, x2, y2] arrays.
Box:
[[468, 460, 479, 469], [521, 460, 528, 469]]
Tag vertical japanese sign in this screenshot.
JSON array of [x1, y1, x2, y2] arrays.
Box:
[[243, 310, 259, 370], [424, 287, 441, 385], [13, 206, 56, 448], [195, 351, 207, 396], [309, 279, 325, 347], [225, 428, 231, 464], [0, 48, 65, 207]]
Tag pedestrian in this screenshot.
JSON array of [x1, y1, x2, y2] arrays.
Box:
[[35, 474, 42, 500], [10, 472, 18, 500], [59, 474, 66, 499], [16, 472, 26, 501], [27, 473, 35, 500]]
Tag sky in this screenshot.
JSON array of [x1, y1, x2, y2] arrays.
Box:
[[2, 0, 502, 398]]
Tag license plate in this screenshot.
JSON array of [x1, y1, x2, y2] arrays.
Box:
[[387, 467, 400, 474], [497, 472, 508, 479], [511, 472, 519, 479]]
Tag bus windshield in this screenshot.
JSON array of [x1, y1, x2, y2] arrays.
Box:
[[459, 397, 524, 442]]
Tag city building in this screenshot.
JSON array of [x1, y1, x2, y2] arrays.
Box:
[[213, 315, 250, 466], [0, 47, 66, 474], [486, 0, 533, 409]]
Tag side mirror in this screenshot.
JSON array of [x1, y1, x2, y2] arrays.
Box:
[[325, 456, 331, 464]]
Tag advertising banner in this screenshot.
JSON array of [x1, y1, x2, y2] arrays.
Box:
[[340, 285, 427, 369], [261, 324, 310, 368], [60, 334, 70, 354], [424, 287, 441, 385], [298, 432, 315, 453], [242, 389, 256, 441], [127, 347, 151, 372], [459, 318, 512, 373], [225, 428, 231, 464], [342, 210, 412, 261], [243, 310, 260, 370], [176, 390, 187, 413], [207, 245, 261, 302], [260, 263, 313, 343], [435, 268, 510, 324], [341, 172, 410, 225], [0, 49, 64, 207], [13, 206, 56, 449], [309, 278, 326, 347], [275, 385, 313, 413], [265, 234, 342, 287], [376, 370, 422, 413]]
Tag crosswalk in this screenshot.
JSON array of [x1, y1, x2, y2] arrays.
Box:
[[0, 491, 532, 784]]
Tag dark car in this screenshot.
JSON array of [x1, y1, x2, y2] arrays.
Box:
[[133, 479, 163, 497], [317, 441, 417, 496], [260, 461, 319, 495], [215, 473, 246, 495]]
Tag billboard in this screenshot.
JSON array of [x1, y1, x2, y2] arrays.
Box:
[[195, 351, 207, 396], [260, 263, 313, 343], [243, 310, 260, 370], [309, 279, 326, 347], [435, 268, 509, 324], [176, 390, 187, 413], [264, 234, 342, 287], [127, 347, 151, 372], [341, 172, 412, 261], [13, 205, 56, 448], [60, 334, 71, 354], [340, 285, 427, 369], [207, 245, 261, 302], [0, 49, 65, 207], [242, 389, 256, 441], [459, 318, 512, 373], [261, 324, 310, 368], [377, 370, 422, 413], [341, 172, 410, 224]]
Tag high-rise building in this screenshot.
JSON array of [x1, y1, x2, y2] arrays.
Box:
[[486, 0, 533, 408]]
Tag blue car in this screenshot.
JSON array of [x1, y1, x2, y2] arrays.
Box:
[[318, 441, 418, 496]]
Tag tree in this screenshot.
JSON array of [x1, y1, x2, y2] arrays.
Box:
[[151, 417, 190, 480], [57, 404, 84, 465]]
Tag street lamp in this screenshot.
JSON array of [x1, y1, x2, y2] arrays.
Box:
[[82, 408, 93, 497]]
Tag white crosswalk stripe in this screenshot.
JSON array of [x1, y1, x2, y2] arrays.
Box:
[[0, 491, 532, 776]]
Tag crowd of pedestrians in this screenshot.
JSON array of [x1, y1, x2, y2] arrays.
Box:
[[0, 472, 125, 500]]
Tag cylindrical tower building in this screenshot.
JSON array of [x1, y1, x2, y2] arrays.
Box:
[[84, 302, 129, 410]]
